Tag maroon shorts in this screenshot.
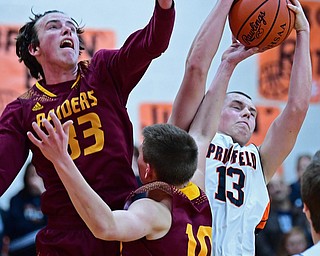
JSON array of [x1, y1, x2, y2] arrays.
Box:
[[36, 226, 120, 256]]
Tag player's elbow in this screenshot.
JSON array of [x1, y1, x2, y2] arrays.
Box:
[[185, 58, 208, 81], [90, 222, 119, 241], [289, 99, 309, 115]]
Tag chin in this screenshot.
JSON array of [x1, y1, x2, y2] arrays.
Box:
[[234, 135, 250, 146]]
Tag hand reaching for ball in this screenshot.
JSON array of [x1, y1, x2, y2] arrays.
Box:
[[287, 0, 310, 33]]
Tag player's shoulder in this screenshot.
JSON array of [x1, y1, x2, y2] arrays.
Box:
[[18, 86, 37, 101], [17, 85, 50, 106]]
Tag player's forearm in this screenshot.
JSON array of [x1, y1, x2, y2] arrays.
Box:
[[169, 0, 232, 130], [145, 0, 175, 54], [189, 59, 235, 140], [53, 156, 117, 239], [186, 0, 233, 76], [260, 30, 312, 184], [188, 60, 235, 191], [287, 29, 311, 111]]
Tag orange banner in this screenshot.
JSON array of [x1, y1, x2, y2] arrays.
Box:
[[139, 103, 172, 138], [0, 25, 115, 114], [258, 1, 320, 102]]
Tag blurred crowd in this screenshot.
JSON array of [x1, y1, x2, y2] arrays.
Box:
[[255, 154, 313, 256], [0, 163, 47, 256]]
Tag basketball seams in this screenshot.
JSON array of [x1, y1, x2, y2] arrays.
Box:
[[257, 0, 282, 48], [235, 0, 270, 40], [229, 0, 295, 50]]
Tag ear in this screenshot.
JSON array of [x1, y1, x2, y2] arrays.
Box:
[[303, 203, 311, 222], [144, 163, 157, 182], [28, 44, 40, 56]]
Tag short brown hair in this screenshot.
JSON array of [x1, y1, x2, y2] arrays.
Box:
[[142, 123, 198, 186]]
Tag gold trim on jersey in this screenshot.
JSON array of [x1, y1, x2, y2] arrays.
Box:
[[71, 73, 80, 89], [180, 182, 200, 201], [35, 82, 57, 98], [35, 74, 80, 97]]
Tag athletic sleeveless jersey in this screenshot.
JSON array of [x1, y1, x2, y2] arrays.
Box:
[[205, 133, 269, 256], [0, 3, 175, 255], [122, 181, 212, 256]]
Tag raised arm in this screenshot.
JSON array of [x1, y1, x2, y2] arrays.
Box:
[[188, 41, 258, 190], [27, 113, 170, 242], [259, 0, 311, 183], [168, 0, 234, 130], [113, 0, 175, 99]]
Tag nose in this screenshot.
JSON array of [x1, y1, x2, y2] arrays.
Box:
[[62, 25, 72, 36], [241, 107, 251, 118]]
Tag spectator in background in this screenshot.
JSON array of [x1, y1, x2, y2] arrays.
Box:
[[289, 154, 312, 208], [295, 151, 320, 255], [5, 163, 47, 256], [255, 173, 312, 256], [278, 226, 309, 256]]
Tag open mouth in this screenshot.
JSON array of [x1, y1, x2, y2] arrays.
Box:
[[60, 39, 74, 49]]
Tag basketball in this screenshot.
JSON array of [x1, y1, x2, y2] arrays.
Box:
[[228, 0, 295, 51]]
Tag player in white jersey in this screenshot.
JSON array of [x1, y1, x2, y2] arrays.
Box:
[[294, 151, 320, 256], [169, 0, 311, 255], [206, 124, 269, 255]]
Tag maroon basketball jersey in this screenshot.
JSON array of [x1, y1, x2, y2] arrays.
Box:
[[122, 181, 212, 256], [0, 3, 175, 255]]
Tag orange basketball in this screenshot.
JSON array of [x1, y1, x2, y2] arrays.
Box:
[[228, 0, 295, 51]]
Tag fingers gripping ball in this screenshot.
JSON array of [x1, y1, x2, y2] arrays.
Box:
[[228, 0, 295, 51]]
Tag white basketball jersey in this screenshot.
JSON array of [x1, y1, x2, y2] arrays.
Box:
[[205, 133, 269, 256]]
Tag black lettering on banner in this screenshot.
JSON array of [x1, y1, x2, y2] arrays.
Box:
[[6, 29, 18, 52], [81, 34, 97, 58], [151, 105, 170, 124], [279, 39, 294, 76], [301, 5, 320, 29], [0, 27, 18, 53], [303, 6, 311, 28], [308, 4, 320, 77]]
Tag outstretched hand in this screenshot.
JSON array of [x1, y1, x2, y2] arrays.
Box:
[[221, 36, 259, 65], [288, 0, 309, 32], [27, 112, 73, 163]]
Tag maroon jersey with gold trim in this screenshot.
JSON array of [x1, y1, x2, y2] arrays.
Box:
[[0, 3, 175, 255], [122, 181, 212, 256]]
